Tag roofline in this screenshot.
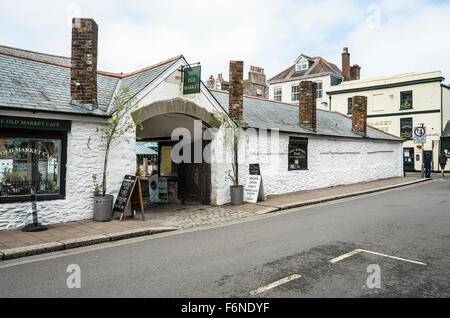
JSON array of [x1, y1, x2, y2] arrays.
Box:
[[327, 77, 445, 95], [209, 88, 402, 141], [0, 44, 70, 60], [0, 47, 184, 79], [268, 71, 342, 84], [0, 105, 111, 118], [442, 83, 450, 90]]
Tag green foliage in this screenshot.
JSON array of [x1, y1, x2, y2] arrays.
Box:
[[1, 168, 22, 183], [92, 173, 100, 197], [88, 86, 143, 196], [211, 111, 247, 186]]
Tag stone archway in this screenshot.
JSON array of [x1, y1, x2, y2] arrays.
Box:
[[131, 98, 218, 205], [131, 98, 219, 128]]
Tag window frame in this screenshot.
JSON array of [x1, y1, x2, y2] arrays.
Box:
[[400, 117, 413, 140], [0, 128, 67, 203], [288, 137, 308, 171], [291, 84, 299, 102], [347, 97, 353, 115], [400, 90, 413, 110], [274, 86, 282, 101], [316, 81, 323, 99]]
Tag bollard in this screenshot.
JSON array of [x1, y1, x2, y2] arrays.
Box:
[[21, 186, 48, 232]]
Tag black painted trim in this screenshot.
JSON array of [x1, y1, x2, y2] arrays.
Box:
[[327, 77, 444, 95], [367, 109, 440, 118]]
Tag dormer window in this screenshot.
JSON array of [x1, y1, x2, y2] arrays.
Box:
[[296, 59, 309, 72]]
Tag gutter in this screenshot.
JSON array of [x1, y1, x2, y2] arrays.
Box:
[[0, 105, 111, 119]]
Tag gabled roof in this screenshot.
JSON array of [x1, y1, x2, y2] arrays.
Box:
[[0, 44, 183, 116], [209, 89, 402, 142], [268, 54, 342, 84]]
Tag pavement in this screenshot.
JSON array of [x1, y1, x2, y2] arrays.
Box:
[[0, 175, 428, 261], [0, 175, 447, 297]]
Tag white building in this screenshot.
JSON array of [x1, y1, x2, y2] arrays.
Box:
[[327, 71, 450, 172], [0, 19, 403, 230]]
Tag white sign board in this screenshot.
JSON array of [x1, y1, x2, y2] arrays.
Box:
[[413, 126, 426, 144], [244, 175, 262, 203]]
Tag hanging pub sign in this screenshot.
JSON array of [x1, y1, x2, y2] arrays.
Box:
[[183, 65, 201, 95]]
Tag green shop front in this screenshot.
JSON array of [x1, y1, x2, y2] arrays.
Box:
[[0, 115, 70, 203]]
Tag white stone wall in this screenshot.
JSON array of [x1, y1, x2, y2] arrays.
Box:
[[213, 131, 403, 204], [0, 119, 135, 230]]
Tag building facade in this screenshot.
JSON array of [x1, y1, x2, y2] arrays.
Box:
[[0, 19, 403, 230], [327, 71, 450, 172]]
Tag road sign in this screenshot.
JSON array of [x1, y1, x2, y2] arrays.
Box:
[[413, 126, 426, 144]]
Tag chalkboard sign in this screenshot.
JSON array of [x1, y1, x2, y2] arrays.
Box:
[[249, 163, 261, 175], [113, 175, 137, 213]]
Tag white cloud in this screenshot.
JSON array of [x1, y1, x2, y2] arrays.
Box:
[[0, 0, 448, 84]]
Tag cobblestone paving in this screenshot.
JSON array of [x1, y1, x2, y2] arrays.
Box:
[[139, 204, 255, 229]]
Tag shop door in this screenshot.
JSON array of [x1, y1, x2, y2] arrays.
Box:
[[403, 148, 414, 172], [178, 140, 211, 204]]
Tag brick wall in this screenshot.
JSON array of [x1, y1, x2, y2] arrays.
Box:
[[229, 61, 244, 121], [352, 95, 368, 136], [71, 18, 98, 106], [299, 81, 317, 130]]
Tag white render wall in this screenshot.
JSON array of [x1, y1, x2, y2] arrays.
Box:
[[0, 119, 135, 230], [213, 131, 403, 205]]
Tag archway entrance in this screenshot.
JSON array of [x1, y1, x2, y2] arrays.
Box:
[[132, 98, 217, 205]]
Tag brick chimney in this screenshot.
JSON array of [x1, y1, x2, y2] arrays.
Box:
[[248, 65, 266, 86], [342, 47, 350, 81], [299, 81, 317, 131], [350, 65, 361, 80], [229, 61, 244, 121], [71, 18, 98, 109], [351, 96, 367, 136], [207, 75, 215, 89]]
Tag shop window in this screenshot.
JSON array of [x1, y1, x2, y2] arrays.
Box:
[[0, 132, 66, 203], [400, 117, 413, 140], [291, 85, 299, 102], [288, 137, 308, 170], [400, 91, 413, 109], [347, 97, 353, 114], [274, 87, 282, 101]]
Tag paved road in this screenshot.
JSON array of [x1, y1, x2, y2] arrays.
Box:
[[1, 178, 449, 298]]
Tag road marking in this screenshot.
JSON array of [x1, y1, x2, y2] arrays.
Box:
[[329, 249, 426, 266], [0, 181, 431, 269], [249, 274, 302, 296]]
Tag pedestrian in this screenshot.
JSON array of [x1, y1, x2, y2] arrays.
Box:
[[439, 150, 448, 177], [424, 152, 432, 178]]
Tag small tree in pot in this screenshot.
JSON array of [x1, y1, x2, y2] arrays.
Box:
[[88, 86, 142, 221], [211, 111, 247, 205]]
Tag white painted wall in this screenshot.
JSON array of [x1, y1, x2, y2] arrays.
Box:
[[213, 131, 403, 205], [0, 119, 115, 230]]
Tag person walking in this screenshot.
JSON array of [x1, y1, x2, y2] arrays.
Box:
[[424, 152, 432, 178], [439, 150, 448, 177]]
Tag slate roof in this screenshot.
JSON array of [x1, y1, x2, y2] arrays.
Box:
[[268, 54, 342, 84], [210, 89, 402, 142], [0, 45, 182, 116]]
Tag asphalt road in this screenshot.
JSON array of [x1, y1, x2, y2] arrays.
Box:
[[0, 178, 449, 298]]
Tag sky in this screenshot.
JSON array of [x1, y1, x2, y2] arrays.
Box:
[[1, 0, 449, 83]]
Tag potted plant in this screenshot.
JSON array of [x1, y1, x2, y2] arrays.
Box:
[[211, 111, 247, 205], [88, 86, 142, 221]]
